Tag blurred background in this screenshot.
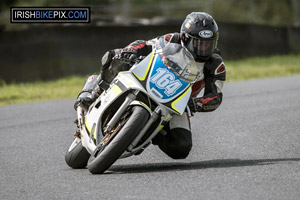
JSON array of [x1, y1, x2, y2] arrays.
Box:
[[0, 0, 300, 83]]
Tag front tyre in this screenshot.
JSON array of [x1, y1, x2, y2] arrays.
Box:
[[87, 106, 149, 174], [65, 137, 90, 169]]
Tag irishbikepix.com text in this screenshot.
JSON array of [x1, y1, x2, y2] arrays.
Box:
[[11, 7, 90, 23]]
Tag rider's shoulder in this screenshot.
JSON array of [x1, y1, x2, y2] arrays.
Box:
[[211, 52, 224, 63], [204, 52, 224, 70], [162, 32, 181, 43]]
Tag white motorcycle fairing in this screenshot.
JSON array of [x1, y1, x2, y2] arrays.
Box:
[[66, 41, 201, 173]]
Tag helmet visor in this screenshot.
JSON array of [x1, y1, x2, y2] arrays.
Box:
[[187, 36, 216, 59]]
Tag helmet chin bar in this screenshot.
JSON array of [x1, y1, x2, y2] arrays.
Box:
[[195, 56, 210, 62]]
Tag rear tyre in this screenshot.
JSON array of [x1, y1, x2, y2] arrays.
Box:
[[87, 106, 149, 174], [65, 138, 90, 169]]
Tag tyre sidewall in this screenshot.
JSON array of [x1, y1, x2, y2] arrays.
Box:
[[87, 106, 149, 174]]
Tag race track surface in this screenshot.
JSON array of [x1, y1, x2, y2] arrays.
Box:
[[1, 75, 300, 200]]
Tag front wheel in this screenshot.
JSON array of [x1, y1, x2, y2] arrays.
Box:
[[65, 137, 90, 169], [87, 106, 149, 174]]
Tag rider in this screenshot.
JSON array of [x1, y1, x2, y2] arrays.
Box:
[[74, 12, 226, 159]]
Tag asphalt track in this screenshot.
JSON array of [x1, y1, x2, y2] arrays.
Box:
[[1, 75, 300, 200]]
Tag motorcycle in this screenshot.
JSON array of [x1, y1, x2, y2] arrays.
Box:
[[65, 38, 201, 174]]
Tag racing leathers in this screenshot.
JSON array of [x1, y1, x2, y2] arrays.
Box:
[[118, 33, 226, 113], [74, 32, 226, 159]]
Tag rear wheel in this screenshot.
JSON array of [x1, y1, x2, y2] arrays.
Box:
[[87, 106, 149, 174], [65, 138, 90, 169]]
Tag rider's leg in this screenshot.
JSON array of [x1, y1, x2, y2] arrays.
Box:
[[74, 49, 117, 111], [73, 75, 104, 111], [153, 112, 192, 159]]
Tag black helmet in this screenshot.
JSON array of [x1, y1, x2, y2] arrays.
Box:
[[180, 12, 219, 61]]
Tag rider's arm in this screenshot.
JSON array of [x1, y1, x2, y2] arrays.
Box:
[[121, 33, 181, 59], [121, 40, 152, 59], [189, 53, 226, 112]]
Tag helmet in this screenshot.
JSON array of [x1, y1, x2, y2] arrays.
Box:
[[180, 12, 219, 61]]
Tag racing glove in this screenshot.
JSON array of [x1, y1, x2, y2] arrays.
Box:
[[188, 93, 222, 113], [188, 97, 204, 113], [121, 40, 151, 60]]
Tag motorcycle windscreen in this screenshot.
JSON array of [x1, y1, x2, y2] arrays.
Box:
[[158, 43, 199, 82]]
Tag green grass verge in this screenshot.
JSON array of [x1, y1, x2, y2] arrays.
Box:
[[0, 76, 84, 106], [0, 54, 300, 106], [227, 54, 300, 81]]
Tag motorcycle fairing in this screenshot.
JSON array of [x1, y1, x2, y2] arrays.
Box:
[[146, 54, 190, 103], [132, 51, 154, 82], [170, 85, 192, 114], [85, 46, 195, 147], [132, 52, 192, 114]]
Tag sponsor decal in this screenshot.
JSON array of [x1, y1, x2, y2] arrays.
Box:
[[199, 30, 213, 38], [88, 76, 94, 82], [164, 34, 171, 41], [185, 23, 191, 29], [185, 20, 192, 29], [151, 88, 163, 98]]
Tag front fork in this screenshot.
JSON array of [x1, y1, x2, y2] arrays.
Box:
[[76, 89, 162, 155], [76, 106, 96, 153], [127, 106, 161, 151], [99, 89, 163, 154], [76, 90, 139, 145], [76, 106, 85, 130], [103, 89, 139, 133]]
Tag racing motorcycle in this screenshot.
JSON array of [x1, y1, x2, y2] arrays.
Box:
[[65, 38, 201, 174]]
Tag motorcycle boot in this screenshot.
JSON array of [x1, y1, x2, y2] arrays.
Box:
[[74, 49, 120, 111]]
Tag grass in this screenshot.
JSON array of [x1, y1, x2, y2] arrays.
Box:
[[0, 54, 300, 106], [0, 76, 84, 106], [226, 54, 300, 81]]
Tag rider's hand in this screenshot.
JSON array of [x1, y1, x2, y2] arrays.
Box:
[[121, 46, 137, 60], [188, 97, 203, 112], [121, 40, 149, 60]]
